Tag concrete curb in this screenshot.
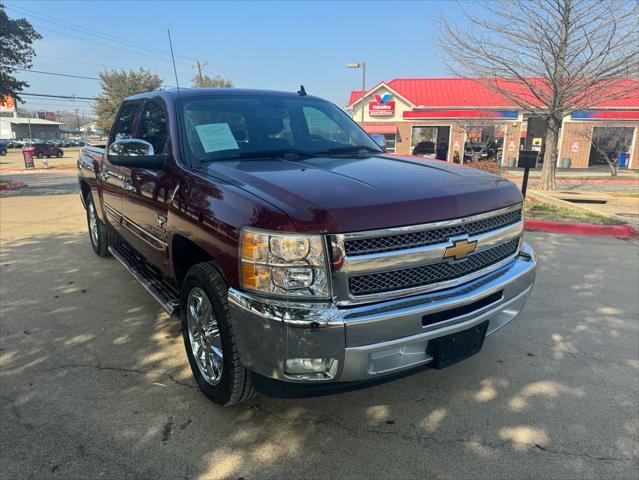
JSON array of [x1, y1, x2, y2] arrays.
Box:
[[506, 176, 638, 184], [0, 168, 71, 175], [525, 219, 639, 238], [0, 180, 26, 191], [528, 190, 633, 225]]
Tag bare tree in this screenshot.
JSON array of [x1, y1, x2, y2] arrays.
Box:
[[439, 0, 638, 190], [574, 125, 635, 176]]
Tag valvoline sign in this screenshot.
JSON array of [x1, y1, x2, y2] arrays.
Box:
[[369, 93, 395, 116]]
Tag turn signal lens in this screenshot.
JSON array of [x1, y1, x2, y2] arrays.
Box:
[[239, 228, 328, 298], [241, 263, 271, 290], [241, 230, 269, 262]]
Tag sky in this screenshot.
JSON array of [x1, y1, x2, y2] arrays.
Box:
[[5, 0, 466, 117]]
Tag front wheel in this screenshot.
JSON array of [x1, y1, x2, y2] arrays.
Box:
[[86, 193, 110, 257], [181, 263, 254, 406], [36, 152, 43, 159]]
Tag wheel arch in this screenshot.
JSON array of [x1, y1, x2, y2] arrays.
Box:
[[79, 180, 91, 208], [170, 234, 228, 289]]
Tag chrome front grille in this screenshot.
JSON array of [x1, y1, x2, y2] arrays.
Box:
[[344, 208, 522, 256], [329, 204, 524, 305], [348, 238, 520, 296]]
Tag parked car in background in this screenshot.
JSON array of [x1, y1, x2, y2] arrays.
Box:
[[464, 143, 498, 162], [2, 139, 21, 148], [412, 141, 437, 158], [25, 142, 64, 158], [412, 141, 448, 161]]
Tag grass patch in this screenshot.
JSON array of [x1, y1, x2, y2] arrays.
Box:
[[603, 191, 639, 199], [525, 198, 624, 225], [0, 179, 10, 184]]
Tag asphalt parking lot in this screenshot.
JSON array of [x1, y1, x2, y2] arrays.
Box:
[[1, 193, 638, 480]]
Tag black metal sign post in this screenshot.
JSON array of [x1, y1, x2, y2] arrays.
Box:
[[517, 150, 539, 199]]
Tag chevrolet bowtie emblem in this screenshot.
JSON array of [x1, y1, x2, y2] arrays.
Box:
[[443, 238, 478, 261]]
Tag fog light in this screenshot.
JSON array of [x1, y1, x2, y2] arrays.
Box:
[[285, 358, 338, 378]]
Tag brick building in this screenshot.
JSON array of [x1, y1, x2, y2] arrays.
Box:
[[346, 78, 639, 169]]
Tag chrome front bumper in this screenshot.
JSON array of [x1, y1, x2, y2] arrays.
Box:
[[228, 242, 536, 384]]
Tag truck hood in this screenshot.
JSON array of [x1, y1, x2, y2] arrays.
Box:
[[204, 154, 523, 233]]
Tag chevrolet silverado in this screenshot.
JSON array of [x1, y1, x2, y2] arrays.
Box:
[[77, 88, 536, 406]]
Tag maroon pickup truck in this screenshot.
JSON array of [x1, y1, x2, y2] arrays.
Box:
[[77, 88, 536, 406]]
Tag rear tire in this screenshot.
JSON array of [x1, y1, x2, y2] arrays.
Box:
[[36, 152, 43, 159], [56, 151, 63, 158], [180, 263, 255, 406], [85, 193, 110, 257]]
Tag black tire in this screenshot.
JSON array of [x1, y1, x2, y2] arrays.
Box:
[[36, 152, 43, 159], [0, 149, 6, 156], [85, 193, 110, 257], [180, 263, 255, 406], [56, 151, 63, 158]]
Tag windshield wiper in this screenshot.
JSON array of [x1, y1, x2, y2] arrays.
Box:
[[235, 148, 317, 159], [318, 145, 382, 157]]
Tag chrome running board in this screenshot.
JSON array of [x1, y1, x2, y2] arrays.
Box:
[[109, 245, 179, 315]]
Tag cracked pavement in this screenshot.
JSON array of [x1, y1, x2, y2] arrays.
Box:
[[1, 194, 638, 480]]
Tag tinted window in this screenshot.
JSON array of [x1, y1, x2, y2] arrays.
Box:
[[112, 102, 141, 141], [139, 99, 169, 154]]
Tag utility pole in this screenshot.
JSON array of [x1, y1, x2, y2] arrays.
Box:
[[74, 108, 80, 131], [196, 60, 205, 87]]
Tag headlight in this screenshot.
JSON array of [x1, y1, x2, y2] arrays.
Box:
[[240, 228, 329, 298]]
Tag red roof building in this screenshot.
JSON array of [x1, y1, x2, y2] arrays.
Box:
[[346, 78, 639, 169]]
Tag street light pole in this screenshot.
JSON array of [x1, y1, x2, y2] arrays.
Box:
[[346, 61, 366, 125], [360, 62, 366, 125]]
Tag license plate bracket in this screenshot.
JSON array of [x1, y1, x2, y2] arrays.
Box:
[[426, 321, 489, 369]]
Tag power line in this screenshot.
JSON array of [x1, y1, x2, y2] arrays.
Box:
[[3, 66, 99, 81], [32, 24, 193, 67], [7, 3, 248, 85], [21, 93, 99, 101], [8, 3, 199, 63], [35, 54, 193, 79]]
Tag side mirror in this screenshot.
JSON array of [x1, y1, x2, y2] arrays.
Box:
[[107, 139, 166, 170], [369, 133, 386, 149]]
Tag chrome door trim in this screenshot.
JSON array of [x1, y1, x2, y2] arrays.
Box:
[[104, 202, 122, 223], [120, 215, 168, 250]]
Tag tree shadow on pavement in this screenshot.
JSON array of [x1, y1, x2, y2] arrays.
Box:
[[0, 231, 637, 479]]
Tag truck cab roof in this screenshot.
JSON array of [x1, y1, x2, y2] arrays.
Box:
[[125, 88, 323, 103]]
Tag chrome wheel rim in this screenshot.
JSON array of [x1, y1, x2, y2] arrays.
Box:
[[88, 202, 98, 246], [187, 287, 223, 385]]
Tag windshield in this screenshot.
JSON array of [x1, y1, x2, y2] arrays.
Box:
[[182, 95, 382, 163]]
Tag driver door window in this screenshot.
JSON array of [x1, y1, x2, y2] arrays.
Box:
[[112, 101, 142, 141], [138, 99, 169, 155], [302, 106, 351, 144]]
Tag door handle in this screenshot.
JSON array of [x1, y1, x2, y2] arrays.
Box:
[[122, 179, 136, 192]]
